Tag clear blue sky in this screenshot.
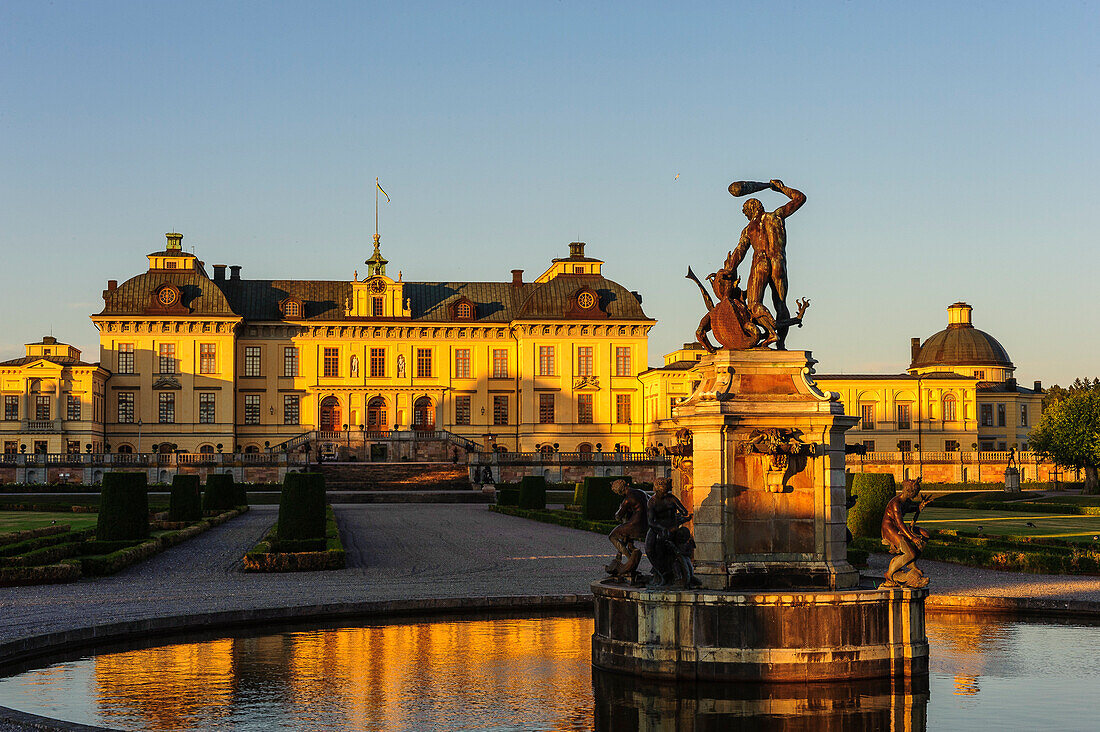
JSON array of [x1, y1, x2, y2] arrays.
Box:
[[2, 1, 1097, 385]]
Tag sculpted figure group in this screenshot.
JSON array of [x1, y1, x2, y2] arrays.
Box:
[[605, 478, 700, 589], [881, 478, 932, 588]]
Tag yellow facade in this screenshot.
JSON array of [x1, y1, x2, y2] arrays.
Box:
[[0, 337, 108, 454], [85, 234, 653, 454]]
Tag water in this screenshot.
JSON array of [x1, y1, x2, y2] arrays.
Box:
[[0, 613, 1097, 731]]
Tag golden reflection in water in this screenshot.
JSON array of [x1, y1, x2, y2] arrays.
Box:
[[90, 616, 594, 731], [925, 612, 1010, 698]]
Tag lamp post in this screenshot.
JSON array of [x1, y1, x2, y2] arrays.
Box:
[[137, 419, 143, 455]]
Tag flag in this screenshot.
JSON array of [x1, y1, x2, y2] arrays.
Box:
[[376, 181, 390, 202]]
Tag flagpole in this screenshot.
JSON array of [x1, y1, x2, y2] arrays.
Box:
[[375, 177, 379, 236]]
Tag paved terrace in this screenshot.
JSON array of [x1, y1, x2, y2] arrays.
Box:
[[5, 504, 1100, 648]]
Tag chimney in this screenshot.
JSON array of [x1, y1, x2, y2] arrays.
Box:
[[229, 265, 241, 281], [107, 280, 117, 291], [511, 269, 523, 287], [569, 241, 586, 258], [910, 337, 921, 364], [213, 265, 227, 281], [1006, 377, 1017, 391], [1034, 380, 1042, 392]]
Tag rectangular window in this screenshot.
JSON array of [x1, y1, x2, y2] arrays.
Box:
[[493, 395, 509, 426], [323, 347, 339, 377], [945, 440, 960, 452], [244, 394, 260, 425], [244, 346, 261, 377], [492, 349, 509, 379], [577, 347, 593, 377], [455, 395, 471, 426], [283, 346, 299, 377], [862, 440, 875, 452], [860, 404, 875, 430], [4, 395, 18, 421], [997, 403, 1006, 427], [615, 347, 632, 377], [370, 348, 385, 377], [199, 393, 216, 424], [980, 403, 993, 427], [416, 348, 432, 378], [898, 439, 912, 453], [372, 297, 384, 317], [974, 370, 986, 380], [117, 343, 134, 374], [615, 393, 631, 424], [159, 343, 176, 374], [67, 395, 80, 421], [455, 349, 471, 379], [896, 404, 911, 430], [199, 343, 217, 374], [943, 397, 957, 421], [980, 441, 994, 451], [35, 396, 50, 421], [4, 441, 16, 454], [998, 441, 1008, 451], [284, 395, 300, 425], [539, 393, 555, 424], [1020, 405, 1029, 427], [67, 440, 80, 454], [578, 393, 594, 424], [33, 440, 47, 454], [158, 392, 175, 424], [669, 397, 680, 416], [538, 346, 555, 377], [118, 393, 134, 423]]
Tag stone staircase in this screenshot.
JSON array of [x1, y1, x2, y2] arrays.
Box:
[[316, 462, 488, 503]]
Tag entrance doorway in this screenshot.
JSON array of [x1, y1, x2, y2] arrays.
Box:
[[319, 397, 341, 432], [367, 397, 387, 431], [413, 397, 434, 430]]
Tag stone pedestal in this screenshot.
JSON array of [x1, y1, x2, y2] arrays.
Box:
[[672, 350, 858, 590], [594, 349, 929, 681], [592, 582, 929, 681]]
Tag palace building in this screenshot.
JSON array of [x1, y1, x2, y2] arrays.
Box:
[[74, 233, 653, 455], [642, 302, 1044, 456]]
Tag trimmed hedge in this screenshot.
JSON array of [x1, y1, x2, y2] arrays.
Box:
[[243, 505, 345, 572], [203, 474, 238, 512], [495, 483, 520, 506], [847, 474, 895, 539], [277, 472, 326, 541], [518, 475, 547, 510], [490, 505, 617, 534], [583, 476, 631, 521], [96, 472, 149, 542], [169, 475, 203, 522]]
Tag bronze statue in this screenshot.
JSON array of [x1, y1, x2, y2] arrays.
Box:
[[729, 179, 806, 351], [881, 478, 932, 588], [645, 478, 700, 588], [605, 479, 649, 584]]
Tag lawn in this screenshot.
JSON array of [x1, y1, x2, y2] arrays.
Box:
[[0, 511, 99, 534], [919, 506, 1100, 545]]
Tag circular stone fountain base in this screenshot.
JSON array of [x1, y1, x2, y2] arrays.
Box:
[[591, 581, 928, 681]]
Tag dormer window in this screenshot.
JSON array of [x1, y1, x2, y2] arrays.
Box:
[[166, 261, 177, 269], [280, 298, 303, 319], [451, 298, 477, 320]]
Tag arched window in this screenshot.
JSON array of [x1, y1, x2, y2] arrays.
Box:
[[319, 396, 341, 432], [943, 394, 957, 422], [414, 396, 434, 430], [285, 301, 300, 318], [539, 444, 555, 455], [244, 445, 260, 454], [456, 302, 473, 319], [117, 444, 133, 454], [577, 443, 593, 454], [199, 444, 215, 454], [367, 396, 387, 430]]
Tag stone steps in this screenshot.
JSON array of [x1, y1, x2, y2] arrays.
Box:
[[317, 463, 472, 492]]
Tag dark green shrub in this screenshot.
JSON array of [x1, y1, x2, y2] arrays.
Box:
[[169, 475, 202, 522], [846, 474, 896, 539], [518, 475, 547, 510], [277, 472, 326, 541], [233, 482, 249, 507], [203, 474, 237, 512], [96, 472, 149, 541], [496, 486, 520, 506], [583, 476, 631, 521], [571, 482, 586, 506]]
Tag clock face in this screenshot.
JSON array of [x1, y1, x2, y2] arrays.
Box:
[[369, 278, 386, 294], [158, 287, 178, 307], [577, 291, 596, 310]]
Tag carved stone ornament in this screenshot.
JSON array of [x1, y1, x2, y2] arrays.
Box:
[[152, 375, 182, 390], [573, 376, 600, 390], [739, 428, 815, 493], [686, 365, 736, 402]]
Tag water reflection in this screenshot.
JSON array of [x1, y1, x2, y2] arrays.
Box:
[[2, 613, 1100, 731]]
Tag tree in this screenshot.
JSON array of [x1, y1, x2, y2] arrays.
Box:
[[1042, 377, 1100, 410], [1029, 390, 1100, 493]]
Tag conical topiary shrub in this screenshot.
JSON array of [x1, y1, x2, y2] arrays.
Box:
[[518, 475, 547, 510], [847, 473, 897, 539], [168, 474, 202, 522], [97, 472, 150, 541], [277, 472, 326, 541]]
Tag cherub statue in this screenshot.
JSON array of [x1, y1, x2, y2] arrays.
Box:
[[605, 479, 649, 584], [881, 478, 933, 588], [645, 478, 700, 589]]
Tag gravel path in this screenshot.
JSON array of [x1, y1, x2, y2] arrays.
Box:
[[4, 504, 1100, 650]]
